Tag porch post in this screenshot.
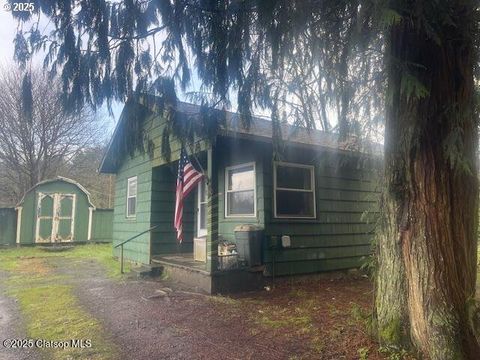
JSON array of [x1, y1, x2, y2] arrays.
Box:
[[206, 146, 219, 273]]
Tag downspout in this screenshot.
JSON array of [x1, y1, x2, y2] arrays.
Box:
[[87, 207, 93, 241], [15, 206, 22, 245]]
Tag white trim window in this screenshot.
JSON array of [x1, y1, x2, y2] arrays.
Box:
[[126, 176, 137, 218], [225, 162, 256, 217], [274, 162, 316, 219]]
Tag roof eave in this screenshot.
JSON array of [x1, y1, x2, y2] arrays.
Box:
[[98, 103, 129, 174]]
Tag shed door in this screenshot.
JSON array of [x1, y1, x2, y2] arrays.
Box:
[[36, 193, 76, 243]]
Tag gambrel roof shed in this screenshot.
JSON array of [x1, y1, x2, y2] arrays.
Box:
[[15, 177, 96, 244]]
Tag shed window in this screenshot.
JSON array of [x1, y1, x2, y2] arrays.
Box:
[[126, 176, 137, 218], [225, 163, 256, 217], [274, 162, 316, 218]]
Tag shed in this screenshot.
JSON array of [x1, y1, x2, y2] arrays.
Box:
[[15, 177, 97, 244]]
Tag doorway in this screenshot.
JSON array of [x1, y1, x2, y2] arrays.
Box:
[[197, 179, 207, 237], [35, 192, 76, 243]]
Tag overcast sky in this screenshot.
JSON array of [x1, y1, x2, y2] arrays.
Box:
[[0, 5, 270, 138], [0, 5, 15, 63], [0, 6, 121, 137]]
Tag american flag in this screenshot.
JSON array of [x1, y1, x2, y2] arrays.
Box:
[[174, 148, 204, 242]]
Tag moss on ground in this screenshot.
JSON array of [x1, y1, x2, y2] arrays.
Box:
[[0, 244, 123, 359], [245, 299, 316, 348], [0, 244, 129, 278], [10, 284, 117, 360], [256, 308, 312, 333], [209, 295, 241, 306]]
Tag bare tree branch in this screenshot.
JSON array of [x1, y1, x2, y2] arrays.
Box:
[[0, 66, 107, 206]]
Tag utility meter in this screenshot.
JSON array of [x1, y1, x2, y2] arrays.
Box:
[[281, 235, 291, 248]]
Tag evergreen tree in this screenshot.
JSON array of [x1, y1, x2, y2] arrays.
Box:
[[10, 1, 480, 357]]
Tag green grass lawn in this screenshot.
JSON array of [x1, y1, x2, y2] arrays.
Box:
[[0, 243, 129, 277], [0, 244, 125, 359]]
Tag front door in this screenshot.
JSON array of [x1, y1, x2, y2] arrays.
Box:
[[197, 179, 207, 237], [36, 193, 76, 243]]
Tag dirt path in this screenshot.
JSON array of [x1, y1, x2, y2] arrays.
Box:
[[43, 256, 383, 360], [0, 271, 41, 360], [49, 257, 294, 360], [1, 247, 383, 360]]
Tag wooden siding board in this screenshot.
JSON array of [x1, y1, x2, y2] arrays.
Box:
[[91, 209, 113, 242], [112, 111, 381, 274], [263, 256, 365, 276], [263, 245, 371, 262], [112, 149, 152, 264], [260, 144, 380, 275], [209, 137, 380, 275], [0, 208, 16, 245], [216, 138, 267, 243]]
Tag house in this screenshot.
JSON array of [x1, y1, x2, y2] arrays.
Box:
[[14, 177, 113, 244], [100, 97, 381, 293]]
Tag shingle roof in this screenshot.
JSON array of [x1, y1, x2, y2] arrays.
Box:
[[100, 98, 381, 173], [176, 102, 379, 151]]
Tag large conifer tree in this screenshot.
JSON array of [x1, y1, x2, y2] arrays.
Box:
[[10, 1, 480, 357]]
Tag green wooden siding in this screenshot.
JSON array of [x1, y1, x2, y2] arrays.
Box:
[[212, 137, 379, 275], [112, 151, 153, 264], [91, 209, 113, 242], [216, 137, 267, 242], [111, 108, 380, 275], [139, 110, 210, 168], [0, 208, 16, 246], [18, 180, 93, 244], [262, 147, 380, 275], [111, 110, 206, 263]]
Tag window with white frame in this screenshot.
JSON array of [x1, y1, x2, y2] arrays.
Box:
[[225, 163, 256, 217], [274, 162, 316, 218], [126, 176, 137, 218]]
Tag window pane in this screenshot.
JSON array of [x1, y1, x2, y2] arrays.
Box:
[[127, 197, 136, 216], [276, 165, 312, 190], [227, 165, 254, 191], [227, 190, 254, 215], [39, 194, 54, 217], [59, 195, 73, 217], [128, 178, 137, 197], [199, 203, 207, 230], [276, 190, 315, 217]]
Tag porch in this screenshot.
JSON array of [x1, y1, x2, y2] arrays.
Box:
[[151, 253, 265, 294], [151, 253, 209, 273], [146, 142, 269, 293], [148, 149, 220, 292], [149, 149, 214, 270]]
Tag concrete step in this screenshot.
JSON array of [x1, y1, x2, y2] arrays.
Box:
[[130, 264, 162, 278], [152, 259, 266, 294]]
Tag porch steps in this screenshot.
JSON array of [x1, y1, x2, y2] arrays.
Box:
[[130, 264, 163, 278], [151, 256, 266, 294], [151, 258, 212, 293]]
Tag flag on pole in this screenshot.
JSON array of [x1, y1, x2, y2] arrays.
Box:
[[174, 148, 204, 243]]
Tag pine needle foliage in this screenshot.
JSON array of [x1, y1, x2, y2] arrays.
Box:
[[10, 1, 477, 163], [10, 0, 390, 152]]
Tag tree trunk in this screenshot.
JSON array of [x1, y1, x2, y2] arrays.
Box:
[[376, 2, 480, 358]]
